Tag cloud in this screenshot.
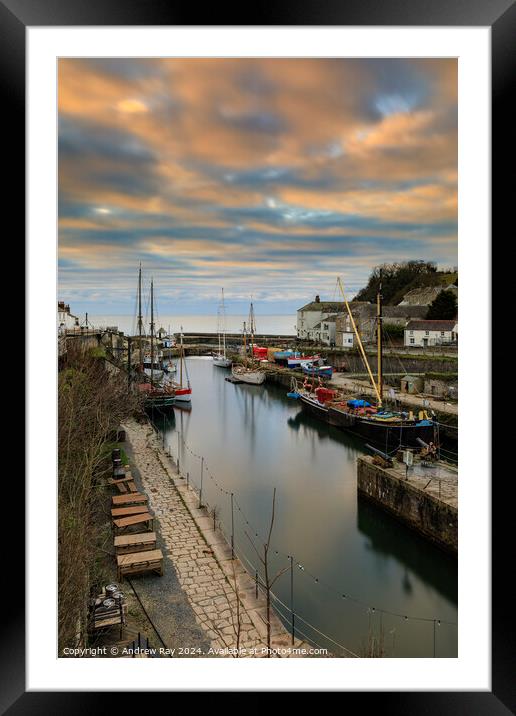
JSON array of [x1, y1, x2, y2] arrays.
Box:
[[58, 58, 457, 314]]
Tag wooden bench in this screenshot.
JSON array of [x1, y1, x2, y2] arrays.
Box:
[[117, 549, 164, 581], [108, 475, 133, 485], [112, 493, 148, 507], [114, 532, 157, 555], [111, 505, 149, 519], [113, 512, 154, 533], [126, 480, 138, 493]]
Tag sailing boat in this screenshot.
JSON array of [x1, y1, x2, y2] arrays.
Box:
[[231, 303, 266, 385], [137, 274, 176, 408], [169, 328, 192, 402], [298, 276, 436, 449], [213, 288, 232, 368]]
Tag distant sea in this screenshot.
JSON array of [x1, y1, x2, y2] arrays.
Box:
[[88, 314, 297, 336]]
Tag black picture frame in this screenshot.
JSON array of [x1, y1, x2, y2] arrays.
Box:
[[10, 0, 512, 709]]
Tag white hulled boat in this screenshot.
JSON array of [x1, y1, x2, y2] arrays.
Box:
[[213, 288, 232, 368], [231, 303, 265, 385]]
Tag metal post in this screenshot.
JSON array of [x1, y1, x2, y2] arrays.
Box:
[[186, 471, 189, 489], [199, 457, 204, 508], [230, 492, 235, 559], [290, 555, 295, 645]]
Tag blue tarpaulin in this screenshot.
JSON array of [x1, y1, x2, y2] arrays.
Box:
[[347, 399, 371, 408]]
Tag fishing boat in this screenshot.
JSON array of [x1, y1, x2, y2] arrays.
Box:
[[288, 353, 321, 368], [212, 288, 232, 368], [231, 304, 266, 385], [272, 349, 300, 365], [301, 362, 333, 379], [297, 275, 437, 450]]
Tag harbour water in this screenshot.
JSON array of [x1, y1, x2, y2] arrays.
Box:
[[88, 314, 296, 336], [151, 357, 458, 657]]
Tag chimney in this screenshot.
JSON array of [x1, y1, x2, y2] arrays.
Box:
[[315, 295, 320, 303]]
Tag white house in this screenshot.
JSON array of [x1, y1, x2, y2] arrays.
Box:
[[57, 301, 79, 332], [335, 313, 355, 348], [297, 296, 344, 340], [404, 320, 458, 347], [306, 315, 337, 346]]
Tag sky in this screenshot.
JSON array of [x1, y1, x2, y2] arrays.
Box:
[[58, 58, 457, 316]]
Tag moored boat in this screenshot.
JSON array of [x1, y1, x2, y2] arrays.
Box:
[[231, 304, 266, 385], [327, 398, 435, 449], [272, 349, 300, 365], [170, 328, 192, 402], [288, 354, 320, 368], [301, 362, 333, 378], [213, 288, 232, 368], [232, 364, 266, 385], [137, 272, 177, 410], [297, 275, 438, 451], [298, 384, 335, 420]]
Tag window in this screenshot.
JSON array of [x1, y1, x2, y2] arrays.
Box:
[[410, 330, 413, 335], [410, 338, 415, 344], [425, 330, 429, 336], [441, 331, 445, 336]]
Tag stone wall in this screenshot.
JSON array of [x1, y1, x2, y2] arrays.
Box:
[[356, 457, 457, 553], [325, 351, 458, 376], [424, 378, 458, 400]]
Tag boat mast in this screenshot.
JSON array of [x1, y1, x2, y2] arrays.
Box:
[[376, 271, 383, 407], [217, 291, 222, 356], [249, 301, 255, 357], [243, 321, 247, 366], [337, 276, 381, 404], [180, 326, 184, 387], [221, 288, 227, 358], [150, 279, 155, 386], [137, 263, 143, 370]]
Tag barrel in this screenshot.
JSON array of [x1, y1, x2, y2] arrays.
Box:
[[113, 465, 125, 479]]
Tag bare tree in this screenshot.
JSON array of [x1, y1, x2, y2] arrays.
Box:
[[245, 487, 289, 657], [58, 345, 144, 653], [203, 560, 245, 656]]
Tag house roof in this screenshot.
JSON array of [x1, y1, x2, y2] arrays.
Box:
[[298, 301, 345, 312], [311, 315, 338, 329], [406, 320, 457, 331]]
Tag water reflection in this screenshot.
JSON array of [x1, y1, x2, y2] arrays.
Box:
[[151, 358, 457, 656], [357, 498, 457, 605]]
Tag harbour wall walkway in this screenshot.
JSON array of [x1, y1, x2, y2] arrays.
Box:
[[356, 456, 458, 554]]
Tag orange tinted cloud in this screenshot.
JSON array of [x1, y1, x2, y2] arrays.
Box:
[[58, 58, 457, 312]]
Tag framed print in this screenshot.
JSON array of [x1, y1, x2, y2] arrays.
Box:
[[8, 0, 512, 708]]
